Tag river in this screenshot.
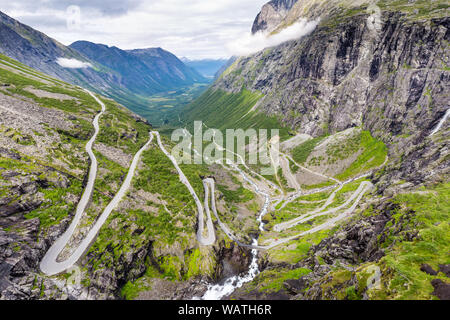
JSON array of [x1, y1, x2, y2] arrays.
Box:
[[196, 163, 270, 300]]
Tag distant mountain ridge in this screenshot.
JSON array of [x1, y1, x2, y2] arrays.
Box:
[[181, 58, 229, 78], [251, 0, 299, 34]]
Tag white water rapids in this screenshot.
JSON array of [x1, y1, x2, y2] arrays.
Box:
[[196, 164, 270, 300], [199, 240, 260, 300], [430, 108, 450, 136]]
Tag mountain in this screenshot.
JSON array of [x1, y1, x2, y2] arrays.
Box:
[[0, 0, 449, 302], [0, 53, 226, 300], [181, 0, 450, 300], [0, 11, 208, 124], [213, 56, 238, 79], [0, 11, 113, 91], [181, 58, 229, 78], [70, 42, 207, 94]]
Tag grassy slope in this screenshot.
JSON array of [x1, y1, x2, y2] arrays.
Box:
[[318, 182, 449, 300], [290, 130, 387, 180], [86, 136, 218, 298], [180, 88, 291, 141]]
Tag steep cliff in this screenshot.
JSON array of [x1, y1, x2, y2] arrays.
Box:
[[252, 0, 300, 34]]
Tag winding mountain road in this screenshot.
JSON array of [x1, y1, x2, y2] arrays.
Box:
[[430, 108, 450, 136], [272, 181, 373, 232], [40, 91, 153, 276], [279, 155, 301, 191], [40, 94, 383, 276], [152, 131, 216, 246], [164, 130, 380, 251], [261, 181, 374, 250]]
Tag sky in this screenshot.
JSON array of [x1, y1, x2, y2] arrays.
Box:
[[0, 0, 270, 59]]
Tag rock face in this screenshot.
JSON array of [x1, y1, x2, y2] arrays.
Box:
[[221, 12, 449, 142], [0, 167, 74, 299], [431, 279, 450, 300], [252, 0, 299, 34], [213, 241, 252, 280]]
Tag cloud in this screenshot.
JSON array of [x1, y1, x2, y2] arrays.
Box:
[[0, 0, 271, 59], [56, 57, 92, 68], [226, 18, 320, 56]]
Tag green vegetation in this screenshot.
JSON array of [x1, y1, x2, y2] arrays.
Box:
[[327, 178, 371, 209], [247, 267, 312, 293], [0, 53, 66, 86], [88, 138, 215, 296], [180, 88, 290, 141], [136, 83, 210, 127], [291, 136, 326, 164], [301, 180, 336, 190], [159, 255, 183, 281], [0, 152, 84, 231], [319, 269, 355, 299], [377, 0, 450, 20], [25, 178, 83, 229], [0, 65, 99, 117], [325, 132, 362, 164], [217, 177, 255, 204], [0, 53, 221, 300], [321, 0, 449, 29], [336, 131, 387, 180], [93, 151, 126, 194], [267, 230, 331, 264], [264, 200, 323, 229], [120, 247, 216, 300], [97, 97, 151, 154], [120, 265, 161, 300], [184, 249, 204, 279], [312, 182, 449, 300], [135, 143, 210, 205], [0, 126, 36, 146]]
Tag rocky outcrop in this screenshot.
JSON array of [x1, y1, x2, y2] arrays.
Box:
[[213, 241, 253, 280], [252, 0, 299, 34], [431, 279, 450, 300], [82, 243, 153, 299], [0, 148, 81, 299]]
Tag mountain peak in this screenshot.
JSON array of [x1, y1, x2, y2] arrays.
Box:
[[251, 0, 299, 34]]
